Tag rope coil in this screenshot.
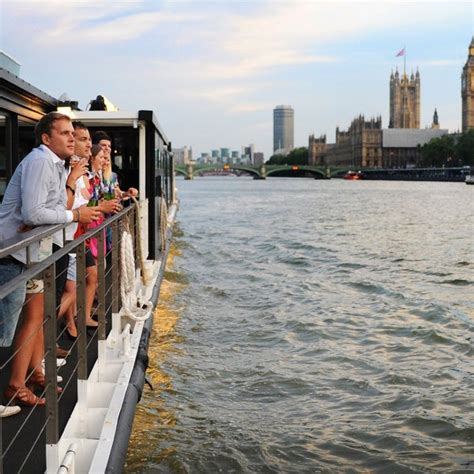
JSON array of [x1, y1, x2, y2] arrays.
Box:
[[159, 196, 168, 251], [119, 196, 170, 322], [119, 200, 152, 322]]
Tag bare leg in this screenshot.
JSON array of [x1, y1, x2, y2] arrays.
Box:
[[9, 293, 44, 388], [65, 297, 77, 338], [59, 280, 76, 329], [29, 326, 44, 374], [57, 280, 76, 320], [85, 265, 98, 327]]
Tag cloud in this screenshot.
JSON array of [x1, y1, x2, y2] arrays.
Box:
[[191, 85, 250, 102], [49, 11, 201, 42], [229, 103, 272, 113], [420, 59, 466, 67], [146, 2, 469, 88], [1, 0, 470, 155], [3, 1, 203, 44], [193, 53, 338, 81]]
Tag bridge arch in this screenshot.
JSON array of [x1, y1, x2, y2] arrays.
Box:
[[230, 166, 260, 177], [174, 168, 186, 176], [266, 166, 326, 178]]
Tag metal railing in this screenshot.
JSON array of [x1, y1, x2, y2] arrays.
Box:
[[0, 203, 144, 473]]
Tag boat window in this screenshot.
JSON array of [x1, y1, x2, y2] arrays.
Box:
[[88, 127, 139, 192], [18, 116, 36, 162], [155, 131, 164, 169], [0, 112, 7, 198]]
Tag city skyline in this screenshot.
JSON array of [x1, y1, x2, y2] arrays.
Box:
[[0, 1, 472, 159]]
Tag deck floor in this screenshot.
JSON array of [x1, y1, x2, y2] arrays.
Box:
[[0, 318, 108, 473]]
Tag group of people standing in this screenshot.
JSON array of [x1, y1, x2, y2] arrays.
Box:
[[0, 112, 137, 416]]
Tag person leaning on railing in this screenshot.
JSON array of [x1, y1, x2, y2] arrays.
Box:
[[60, 142, 121, 338], [93, 131, 138, 254], [59, 123, 120, 338], [92, 131, 138, 200], [0, 112, 101, 408]]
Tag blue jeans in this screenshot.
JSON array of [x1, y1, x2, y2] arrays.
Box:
[[0, 262, 26, 347]]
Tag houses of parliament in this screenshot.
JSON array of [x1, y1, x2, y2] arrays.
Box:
[[309, 37, 474, 168]]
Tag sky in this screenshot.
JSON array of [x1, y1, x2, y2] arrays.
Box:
[[0, 0, 473, 159]]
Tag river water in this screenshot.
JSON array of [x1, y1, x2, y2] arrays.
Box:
[[126, 178, 474, 473]]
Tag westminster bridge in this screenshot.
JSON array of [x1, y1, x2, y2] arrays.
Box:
[[175, 163, 471, 182], [176, 163, 337, 179]]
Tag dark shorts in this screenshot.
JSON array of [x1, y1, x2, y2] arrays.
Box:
[[54, 245, 70, 308], [66, 248, 96, 281], [86, 248, 95, 268]]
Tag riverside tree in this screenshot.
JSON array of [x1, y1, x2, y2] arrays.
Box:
[[267, 147, 308, 165], [419, 130, 474, 167]]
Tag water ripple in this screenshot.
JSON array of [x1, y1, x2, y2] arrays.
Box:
[[126, 178, 474, 473]]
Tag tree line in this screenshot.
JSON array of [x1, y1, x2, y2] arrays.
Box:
[[418, 129, 474, 167], [267, 147, 308, 165]]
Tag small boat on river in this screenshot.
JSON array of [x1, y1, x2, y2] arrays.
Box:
[[343, 170, 364, 180]]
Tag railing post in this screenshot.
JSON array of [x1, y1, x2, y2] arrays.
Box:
[[97, 229, 106, 379], [97, 230, 106, 341], [0, 416, 3, 474], [130, 207, 137, 268], [76, 242, 87, 381], [133, 205, 143, 278], [44, 262, 59, 471], [170, 153, 175, 204], [111, 220, 120, 313], [44, 262, 59, 442]]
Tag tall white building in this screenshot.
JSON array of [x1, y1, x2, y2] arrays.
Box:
[[172, 146, 193, 166], [273, 105, 294, 154]]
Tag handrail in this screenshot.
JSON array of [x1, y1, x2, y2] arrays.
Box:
[[0, 204, 135, 300], [0, 200, 142, 472], [0, 224, 64, 259]]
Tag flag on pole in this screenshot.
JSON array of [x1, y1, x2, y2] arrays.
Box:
[[396, 47, 405, 57]]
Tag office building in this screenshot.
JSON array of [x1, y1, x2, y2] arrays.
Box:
[[253, 152, 264, 166], [242, 144, 255, 163], [220, 148, 230, 161], [172, 146, 192, 166], [273, 105, 294, 154]]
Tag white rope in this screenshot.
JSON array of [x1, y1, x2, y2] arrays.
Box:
[[130, 196, 151, 286], [160, 196, 168, 251], [119, 208, 152, 322], [120, 231, 135, 296], [119, 196, 171, 322]]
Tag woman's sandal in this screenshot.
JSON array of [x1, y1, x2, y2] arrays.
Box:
[[26, 372, 63, 394], [65, 326, 78, 341], [3, 385, 46, 407]]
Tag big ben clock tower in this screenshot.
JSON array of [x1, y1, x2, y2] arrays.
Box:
[[462, 37, 474, 132]]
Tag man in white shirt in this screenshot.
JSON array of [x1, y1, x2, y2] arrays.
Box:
[[0, 112, 100, 407]]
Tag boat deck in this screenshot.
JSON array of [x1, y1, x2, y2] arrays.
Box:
[[0, 319, 108, 473]]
